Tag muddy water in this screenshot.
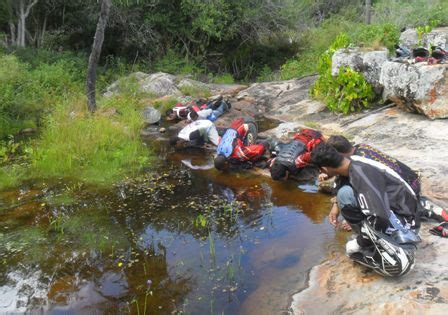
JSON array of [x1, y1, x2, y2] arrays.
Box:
[[0, 133, 344, 314]]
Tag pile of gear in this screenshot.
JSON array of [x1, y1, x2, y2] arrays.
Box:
[[395, 44, 448, 64]]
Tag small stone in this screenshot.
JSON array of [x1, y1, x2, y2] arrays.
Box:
[[159, 127, 166, 133]]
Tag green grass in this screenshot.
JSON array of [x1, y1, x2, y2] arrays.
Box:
[[179, 85, 211, 98], [30, 94, 151, 186], [212, 73, 235, 84], [152, 96, 178, 115], [0, 166, 23, 191]]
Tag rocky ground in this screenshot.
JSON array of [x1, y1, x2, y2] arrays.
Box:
[[231, 76, 448, 314]]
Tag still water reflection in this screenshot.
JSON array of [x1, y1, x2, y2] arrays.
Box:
[[0, 139, 344, 314]]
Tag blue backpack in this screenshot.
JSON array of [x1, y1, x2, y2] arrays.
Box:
[[217, 129, 237, 157]]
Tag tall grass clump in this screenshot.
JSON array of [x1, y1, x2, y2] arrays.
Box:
[[30, 93, 151, 186]]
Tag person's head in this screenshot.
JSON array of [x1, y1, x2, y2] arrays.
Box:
[[165, 109, 177, 121], [187, 110, 198, 122], [310, 143, 348, 177], [270, 160, 288, 180], [327, 135, 354, 156], [169, 135, 187, 149], [214, 154, 230, 171]]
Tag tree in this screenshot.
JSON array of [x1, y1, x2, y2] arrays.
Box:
[[365, 0, 372, 25], [86, 0, 112, 113], [3, 0, 39, 47]]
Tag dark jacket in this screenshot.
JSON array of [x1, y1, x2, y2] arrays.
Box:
[[349, 155, 420, 229], [274, 140, 306, 174]]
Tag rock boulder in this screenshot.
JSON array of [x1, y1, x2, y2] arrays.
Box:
[[142, 106, 161, 124], [379, 61, 448, 119], [332, 48, 389, 93], [140, 72, 180, 97], [399, 27, 448, 49], [104, 72, 181, 98]]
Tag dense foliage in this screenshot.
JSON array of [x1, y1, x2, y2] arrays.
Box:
[[0, 53, 150, 189], [1, 0, 448, 187]]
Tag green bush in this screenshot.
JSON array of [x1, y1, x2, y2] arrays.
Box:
[[351, 23, 399, 52], [256, 65, 277, 82], [0, 53, 83, 138], [373, 0, 448, 29], [212, 73, 235, 84], [153, 97, 179, 115], [153, 49, 203, 76], [311, 33, 375, 114]]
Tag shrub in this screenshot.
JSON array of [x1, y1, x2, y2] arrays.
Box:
[[256, 65, 277, 82], [153, 49, 203, 76], [311, 33, 375, 114], [350, 23, 399, 52], [212, 73, 235, 84], [0, 53, 83, 138]]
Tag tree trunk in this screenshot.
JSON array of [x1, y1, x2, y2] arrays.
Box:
[[86, 0, 112, 113], [9, 21, 16, 45], [16, 0, 39, 47], [365, 0, 372, 25], [39, 14, 47, 48]]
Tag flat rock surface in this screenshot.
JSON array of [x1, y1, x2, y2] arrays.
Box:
[[291, 225, 448, 314], [265, 95, 448, 313], [161, 74, 448, 314]]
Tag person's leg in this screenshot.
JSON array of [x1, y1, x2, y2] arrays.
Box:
[[197, 109, 212, 120], [211, 101, 229, 118], [337, 186, 373, 253]]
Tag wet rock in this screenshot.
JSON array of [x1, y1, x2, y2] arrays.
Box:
[[379, 61, 448, 119], [332, 48, 389, 93], [142, 106, 161, 124], [399, 27, 448, 50]]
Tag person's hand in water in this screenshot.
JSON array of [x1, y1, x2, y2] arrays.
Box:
[[328, 198, 339, 227], [319, 173, 329, 181], [339, 220, 352, 231]]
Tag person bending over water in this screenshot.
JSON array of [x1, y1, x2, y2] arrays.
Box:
[[214, 118, 269, 171], [311, 143, 420, 277]]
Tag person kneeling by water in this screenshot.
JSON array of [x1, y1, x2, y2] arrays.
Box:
[[214, 117, 269, 171], [311, 143, 420, 277], [270, 128, 324, 181], [170, 119, 219, 149]]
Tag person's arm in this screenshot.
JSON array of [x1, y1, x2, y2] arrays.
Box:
[[207, 125, 220, 146]]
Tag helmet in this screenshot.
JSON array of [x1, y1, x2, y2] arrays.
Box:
[[350, 221, 418, 277]]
